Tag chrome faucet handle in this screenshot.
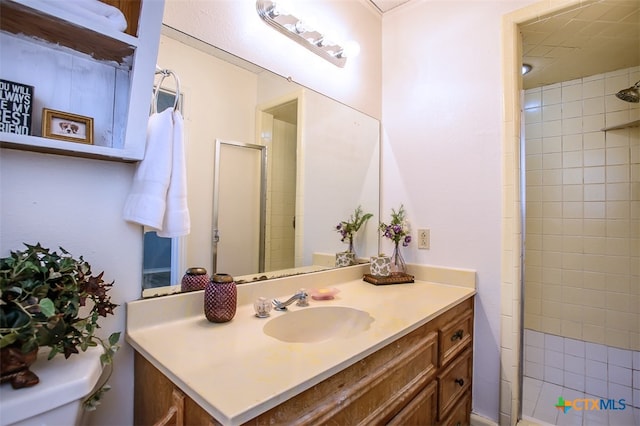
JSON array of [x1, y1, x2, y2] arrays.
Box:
[[296, 289, 309, 307], [272, 289, 309, 311], [272, 298, 286, 311]]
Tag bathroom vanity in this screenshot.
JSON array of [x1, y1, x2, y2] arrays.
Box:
[[127, 264, 475, 425]]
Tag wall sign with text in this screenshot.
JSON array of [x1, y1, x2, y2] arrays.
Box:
[[0, 79, 34, 135]]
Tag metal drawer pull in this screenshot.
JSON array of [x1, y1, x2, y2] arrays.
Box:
[[454, 378, 465, 387], [450, 329, 464, 341]]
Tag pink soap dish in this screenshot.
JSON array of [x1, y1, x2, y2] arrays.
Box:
[[309, 287, 340, 300]]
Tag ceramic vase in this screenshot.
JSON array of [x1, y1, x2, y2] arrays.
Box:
[[370, 255, 391, 276], [181, 267, 209, 292], [335, 251, 356, 267], [0, 345, 39, 389], [204, 273, 237, 323]]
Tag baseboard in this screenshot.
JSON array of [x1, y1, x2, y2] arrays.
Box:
[[470, 412, 499, 426]]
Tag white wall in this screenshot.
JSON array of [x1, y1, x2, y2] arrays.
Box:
[[301, 90, 380, 262], [0, 150, 141, 426], [381, 0, 536, 421], [162, 0, 382, 120]]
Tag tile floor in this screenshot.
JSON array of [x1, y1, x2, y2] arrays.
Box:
[[522, 376, 640, 426]]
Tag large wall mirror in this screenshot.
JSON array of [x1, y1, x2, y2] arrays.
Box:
[[142, 26, 380, 297]]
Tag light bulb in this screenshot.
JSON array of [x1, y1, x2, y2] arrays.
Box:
[[341, 40, 361, 59], [294, 21, 311, 34]]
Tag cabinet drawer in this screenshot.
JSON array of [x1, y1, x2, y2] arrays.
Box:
[[438, 390, 471, 426], [438, 308, 473, 366], [387, 380, 437, 426], [437, 347, 472, 420], [247, 328, 438, 425]]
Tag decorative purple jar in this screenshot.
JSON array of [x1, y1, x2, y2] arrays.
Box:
[[204, 273, 237, 323], [181, 267, 209, 292]]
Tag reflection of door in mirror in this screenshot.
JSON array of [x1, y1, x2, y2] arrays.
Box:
[[213, 140, 266, 276], [260, 100, 298, 273], [142, 88, 182, 290], [214, 94, 298, 277]]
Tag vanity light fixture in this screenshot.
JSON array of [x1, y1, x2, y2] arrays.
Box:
[[256, 0, 348, 67], [522, 63, 532, 75]]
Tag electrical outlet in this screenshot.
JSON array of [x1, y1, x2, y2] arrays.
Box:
[[418, 228, 430, 249]]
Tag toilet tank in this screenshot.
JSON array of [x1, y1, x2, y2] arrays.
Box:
[[0, 345, 104, 426]]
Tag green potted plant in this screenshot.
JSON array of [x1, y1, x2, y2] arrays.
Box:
[[0, 243, 120, 410], [335, 205, 373, 254]]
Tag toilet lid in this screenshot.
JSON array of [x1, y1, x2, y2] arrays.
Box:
[[0, 346, 103, 425]]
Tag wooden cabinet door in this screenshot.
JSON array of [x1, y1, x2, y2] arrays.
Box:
[[438, 391, 471, 426], [135, 352, 215, 426], [135, 352, 182, 425], [437, 348, 473, 420], [387, 381, 437, 426]]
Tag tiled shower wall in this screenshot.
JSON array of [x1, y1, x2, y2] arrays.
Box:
[[523, 66, 639, 352], [524, 329, 640, 409], [265, 119, 297, 271]]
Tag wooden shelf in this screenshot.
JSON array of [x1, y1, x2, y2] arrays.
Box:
[[0, 132, 139, 162], [0, 0, 138, 65], [0, 0, 163, 163]]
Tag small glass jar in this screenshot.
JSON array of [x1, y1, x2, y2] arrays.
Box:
[[181, 267, 209, 292], [253, 297, 272, 318], [204, 273, 237, 323]]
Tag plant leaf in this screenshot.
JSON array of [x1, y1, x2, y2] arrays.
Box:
[[39, 298, 55, 317], [0, 333, 17, 348], [108, 332, 121, 346]]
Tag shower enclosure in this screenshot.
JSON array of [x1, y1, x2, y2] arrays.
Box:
[[521, 68, 639, 425]]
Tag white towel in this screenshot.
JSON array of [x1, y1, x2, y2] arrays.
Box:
[[41, 0, 128, 32], [123, 108, 190, 237], [157, 110, 190, 238]]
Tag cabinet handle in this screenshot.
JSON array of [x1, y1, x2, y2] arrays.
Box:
[[450, 329, 464, 341], [454, 378, 465, 387]]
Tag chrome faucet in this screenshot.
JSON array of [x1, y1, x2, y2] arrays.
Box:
[[272, 289, 309, 311]]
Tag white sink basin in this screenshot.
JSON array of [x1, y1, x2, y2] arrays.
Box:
[[263, 306, 374, 343]]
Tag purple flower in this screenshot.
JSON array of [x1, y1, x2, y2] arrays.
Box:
[[379, 204, 411, 247]]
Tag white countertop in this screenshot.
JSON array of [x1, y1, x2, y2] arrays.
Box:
[[127, 264, 476, 425]]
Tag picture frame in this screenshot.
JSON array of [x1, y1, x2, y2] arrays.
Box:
[[42, 108, 93, 144]]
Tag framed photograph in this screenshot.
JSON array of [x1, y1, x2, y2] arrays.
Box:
[[42, 108, 93, 144]]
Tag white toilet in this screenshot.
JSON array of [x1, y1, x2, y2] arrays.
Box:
[[0, 345, 104, 426]]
